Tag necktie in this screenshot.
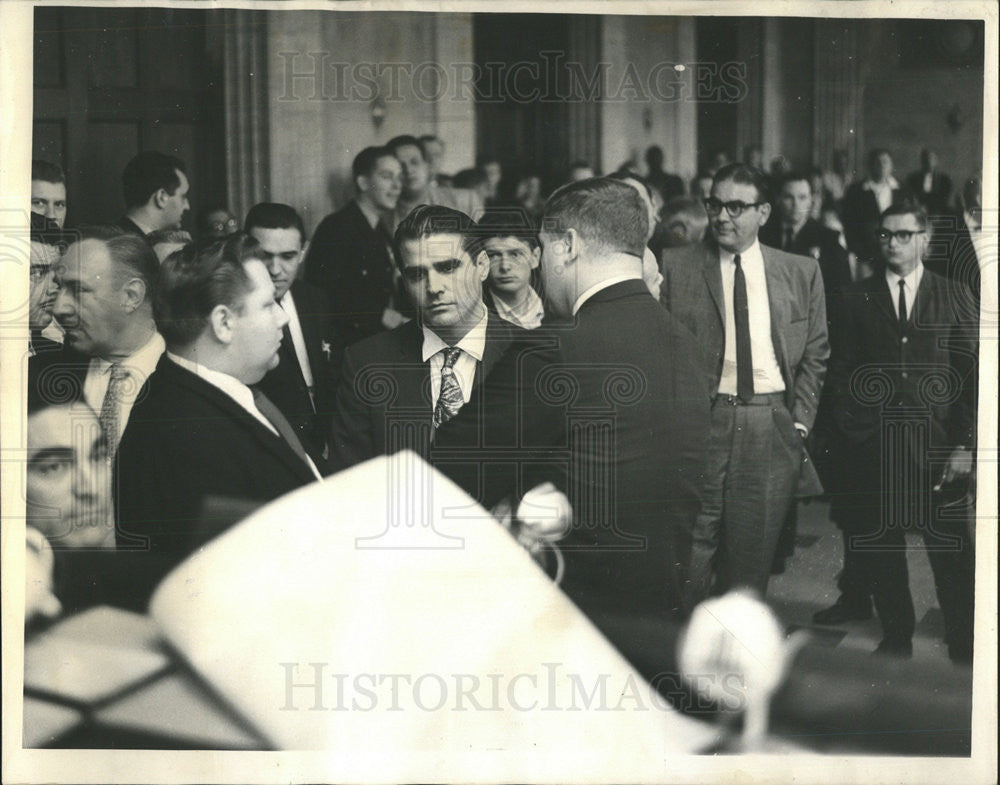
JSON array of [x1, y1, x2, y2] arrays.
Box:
[[783, 226, 794, 251], [99, 363, 129, 449], [433, 347, 464, 429], [733, 254, 754, 403], [897, 279, 907, 328], [251, 387, 313, 470]]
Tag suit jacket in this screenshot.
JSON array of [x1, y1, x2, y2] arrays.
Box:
[[829, 268, 976, 455], [905, 170, 953, 215], [761, 219, 851, 314], [661, 239, 828, 495], [256, 280, 342, 466], [543, 280, 710, 619], [304, 200, 397, 347], [115, 355, 319, 599], [114, 215, 150, 241], [328, 312, 560, 511]]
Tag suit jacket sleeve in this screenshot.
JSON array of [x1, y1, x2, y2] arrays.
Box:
[[792, 258, 829, 431]]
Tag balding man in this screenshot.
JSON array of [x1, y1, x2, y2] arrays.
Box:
[[32, 227, 165, 453]]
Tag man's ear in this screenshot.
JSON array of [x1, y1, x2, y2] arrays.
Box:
[[356, 174, 369, 194], [153, 188, 169, 210], [563, 228, 582, 264], [474, 249, 490, 282], [757, 201, 772, 228], [120, 277, 147, 313], [209, 304, 235, 344], [529, 246, 541, 269]]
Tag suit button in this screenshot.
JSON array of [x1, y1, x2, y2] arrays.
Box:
[[901, 336, 908, 344]]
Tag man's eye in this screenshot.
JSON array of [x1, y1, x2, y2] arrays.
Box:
[[280, 253, 298, 261], [30, 458, 69, 477], [31, 199, 45, 208], [487, 253, 502, 263], [403, 269, 427, 283], [435, 259, 461, 273]]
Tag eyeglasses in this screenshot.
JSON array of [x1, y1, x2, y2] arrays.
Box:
[[703, 198, 764, 218], [208, 218, 239, 233], [877, 229, 926, 244]]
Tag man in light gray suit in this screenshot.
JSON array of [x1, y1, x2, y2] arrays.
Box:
[[661, 162, 829, 603]]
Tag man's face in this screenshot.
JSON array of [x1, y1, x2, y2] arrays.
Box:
[[249, 226, 305, 301], [360, 155, 403, 212], [399, 233, 487, 337], [31, 180, 67, 228], [779, 179, 813, 227], [29, 241, 61, 329], [228, 260, 289, 384], [52, 239, 129, 358], [538, 230, 575, 319], [485, 236, 539, 298], [879, 213, 927, 276], [204, 209, 238, 240], [424, 139, 444, 176], [161, 169, 190, 229], [395, 144, 430, 199], [871, 153, 893, 181], [708, 178, 770, 254], [27, 404, 111, 543]]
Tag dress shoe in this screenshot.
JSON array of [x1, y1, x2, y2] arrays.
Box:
[[812, 596, 873, 625], [873, 638, 913, 659]]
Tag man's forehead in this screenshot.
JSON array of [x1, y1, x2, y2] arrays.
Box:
[[711, 179, 757, 199], [32, 179, 66, 197], [375, 155, 402, 172], [175, 169, 189, 192], [250, 226, 303, 252], [485, 235, 532, 252], [396, 144, 424, 160], [782, 180, 811, 196], [401, 233, 467, 264], [59, 239, 110, 276], [881, 213, 921, 229]]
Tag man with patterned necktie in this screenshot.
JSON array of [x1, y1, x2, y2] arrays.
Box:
[[329, 205, 562, 514]]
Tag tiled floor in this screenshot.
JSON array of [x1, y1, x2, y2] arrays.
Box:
[[767, 498, 956, 664]]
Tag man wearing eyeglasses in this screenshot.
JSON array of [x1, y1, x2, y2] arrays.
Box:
[[819, 202, 975, 661], [328, 205, 562, 515], [661, 162, 828, 604]]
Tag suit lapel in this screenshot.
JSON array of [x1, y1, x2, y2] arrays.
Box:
[[701, 242, 725, 325], [761, 247, 792, 385], [160, 358, 316, 483], [869, 275, 899, 330]]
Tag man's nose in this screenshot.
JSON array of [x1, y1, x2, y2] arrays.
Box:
[[52, 287, 71, 317], [267, 257, 282, 275], [74, 453, 103, 502], [425, 269, 446, 294], [276, 304, 290, 328], [44, 205, 57, 220]]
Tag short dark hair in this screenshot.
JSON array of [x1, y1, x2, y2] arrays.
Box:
[[453, 168, 488, 190], [154, 233, 263, 348], [122, 151, 187, 209], [244, 202, 307, 243], [32, 159, 65, 184], [645, 145, 664, 169], [476, 207, 540, 251], [609, 170, 654, 202], [542, 177, 647, 257], [73, 225, 160, 301], [880, 199, 928, 232], [777, 171, 813, 194], [352, 145, 396, 188], [392, 205, 480, 269], [712, 162, 770, 203], [867, 148, 892, 170], [386, 135, 426, 160], [662, 195, 708, 224]]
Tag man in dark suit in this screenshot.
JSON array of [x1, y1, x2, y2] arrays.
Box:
[[538, 177, 710, 622], [304, 146, 405, 347], [817, 202, 976, 660], [905, 148, 953, 217], [115, 151, 190, 241], [328, 205, 560, 514], [661, 163, 828, 602], [116, 234, 322, 598], [245, 202, 341, 465], [841, 149, 905, 267]]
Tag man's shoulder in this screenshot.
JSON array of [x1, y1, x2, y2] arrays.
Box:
[[762, 243, 821, 273], [343, 320, 419, 364], [662, 240, 710, 268], [315, 201, 364, 234]]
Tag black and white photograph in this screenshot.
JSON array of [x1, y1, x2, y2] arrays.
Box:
[[1, 1, 996, 783]]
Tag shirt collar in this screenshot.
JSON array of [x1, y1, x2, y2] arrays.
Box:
[[718, 238, 764, 267], [93, 330, 165, 374], [885, 261, 924, 290], [167, 351, 258, 410], [863, 176, 900, 191], [572, 274, 640, 315], [421, 308, 489, 362], [493, 286, 544, 327], [279, 289, 298, 319]]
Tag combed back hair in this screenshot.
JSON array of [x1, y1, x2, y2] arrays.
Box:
[[352, 145, 395, 186], [777, 171, 814, 194], [386, 134, 426, 160], [74, 225, 160, 300], [392, 205, 480, 269], [609, 170, 654, 202], [712, 162, 770, 204], [244, 202, 306, 242], [154, 233, 263, 348], [32, 159, 65, 184], [880, 199, 929, 232], [542, 177, 647, 258], [476, 207, 540, 251], [122, 151, 186, 209]]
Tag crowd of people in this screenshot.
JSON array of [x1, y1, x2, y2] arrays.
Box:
[[24, 134, 983, 669]]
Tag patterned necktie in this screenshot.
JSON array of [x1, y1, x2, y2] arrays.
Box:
[[99, 363, 129, 449], [433, 347, 464, 429], [733, 254, 754, 403], [897, 279, 908, 328], [251, 387, 314, 471]]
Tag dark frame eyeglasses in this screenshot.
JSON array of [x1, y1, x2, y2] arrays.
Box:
[[877, 229, 926, 245], [703, 198, 765, 218]]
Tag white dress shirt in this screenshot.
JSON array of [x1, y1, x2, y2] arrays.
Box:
[[885, 262, 924, 321], [167, 352, 323, 480], [493, 286, 544, 330], [862, 176, 900, 214], [422, 310, 488, 411], [717, 240, 785, 396], [83, 331, 165, 447], [279, 290, 316, 409]]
